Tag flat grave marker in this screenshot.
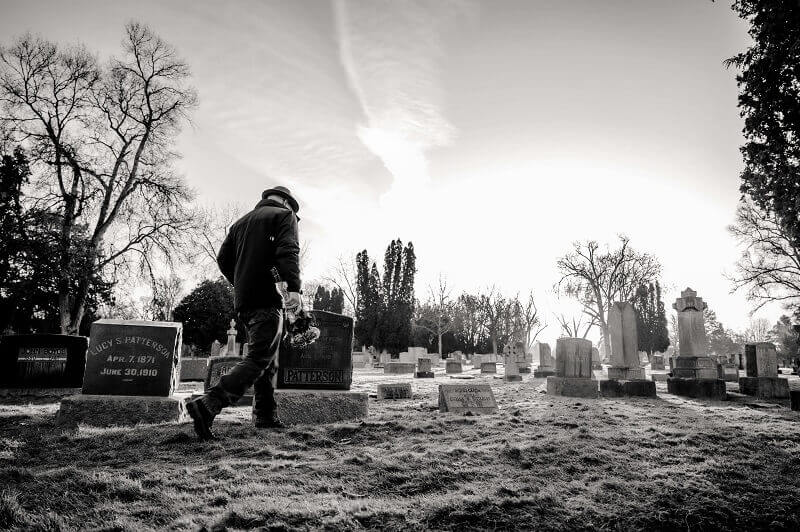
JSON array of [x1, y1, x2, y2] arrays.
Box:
[[438, 384, 498, 414], [377, 383, 413, 400], [0, 334, 88, 390]]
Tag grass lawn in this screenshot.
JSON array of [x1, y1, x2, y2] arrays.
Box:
[[1, 367, 799, 531]]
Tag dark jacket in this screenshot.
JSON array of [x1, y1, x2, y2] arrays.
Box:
[[217, 198, 301, 312]]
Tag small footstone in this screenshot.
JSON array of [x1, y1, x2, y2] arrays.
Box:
[[446, 361, 463, 374], [666, 378, 727, 400], [274, 390, 368, 425], [179, 358, 209, 382], [738, 376, 790, 399], [377, 383, 412, 400], [546, 376, 598, 398], [600, 379, 657, 398], [415, 371, 434, 378], [439, 384, 498, 414], [480, 362, 497, 374], [57, 395, 186, 427], [791, 390, 800, 411]]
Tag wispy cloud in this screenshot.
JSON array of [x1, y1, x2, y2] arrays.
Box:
[[334, 0, 471, 204]]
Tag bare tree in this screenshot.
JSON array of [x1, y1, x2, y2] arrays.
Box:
[[744, 317, 771, 343], [728, 199, 800, 316], [553, 311, 594, 339], [477, 285, 507, 354], [323, 252, 359, 317], [556, 235, 661, 361], [196, 202, 246, 274], [0, 23, 197, 333], [414, 273, 455, 355], [517, 290, 546, 351]]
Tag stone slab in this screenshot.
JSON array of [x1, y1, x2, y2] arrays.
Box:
[[672, 356, 719, 380], [791, 390, 800, 411], [384, 362, 415, 375], [179, 358, 208, 381], [273, 389, 368, 425], [277, 311, 354, 390], [414, 371, 435, 379], [519, 366, 531, 374], [377, 383, 413, 400], [555, 338, 593, 378], [438, 384, 498, 414], [533, 368, 556, 378], [600, 379, 657, 398], [650, 372, 669, 382], [504, 375, 523, 382], [721, 364, 739, 383], [56, 394, 186, 427], [667, 378, 727, 400], [738, 376, 790, 399], [480, 362, 497, 374], [546, 376, 598, 398], [744, 343, 778, 378], [417, 358, 432, 373]]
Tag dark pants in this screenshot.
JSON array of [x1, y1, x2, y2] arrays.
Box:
[[205, 307, 283, 419]]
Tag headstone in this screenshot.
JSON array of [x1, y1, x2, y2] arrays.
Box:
[[533, 342, 556, 377], [398, 351, 415, 364], [415, 357, 434, 378], [480, 362, 497, 374], [651, 354, 665, 370], [81, 320, 182, 396], [226, 319, 238, 356], [446, 360, 463, 374], [503, 347, 522, 382], [606, 302, 645, 380], [384, 362, 415, 374], [438, 384, 498, 414], [547, 338, 598, 397], [377, 383, 413, 400], [179, 357, 208, 381], [591, 346, 602, 369], [0, 334, 88, 392], [667, 288, 726, 400], [205, 356, 252, 396], [277, 310, 354, 390], [739, 342, 789, 398], [210, 340, 222, 356]]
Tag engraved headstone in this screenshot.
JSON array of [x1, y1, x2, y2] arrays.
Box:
[[547, 337, 598, 397], [210, 340, 222, 356], [415, 357, 434, 378], [277, 310, 354, 390], [608, 302, 640, 371], [744, 343, 778, 377], [438, 384, 498, 414], [0, 334, 88, 389], [81, 320, 182, 397]]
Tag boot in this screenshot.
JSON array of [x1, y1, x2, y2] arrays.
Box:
[[186, 396, 217, 441]]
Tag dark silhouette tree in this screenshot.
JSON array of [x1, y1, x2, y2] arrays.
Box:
[[172, 278, 244, 351]]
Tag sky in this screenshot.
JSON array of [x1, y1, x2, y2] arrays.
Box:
[[1, 0, 781, 342]]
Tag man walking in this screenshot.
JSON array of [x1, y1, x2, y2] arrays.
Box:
[[186, 186, 302, 440]]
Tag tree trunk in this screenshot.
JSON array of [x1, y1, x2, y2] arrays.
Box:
[[438, 333, 443, 356]]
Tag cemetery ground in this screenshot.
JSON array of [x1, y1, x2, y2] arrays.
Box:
[[1, 368, 799, 531]]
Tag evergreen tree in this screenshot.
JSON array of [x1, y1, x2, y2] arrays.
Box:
[[313, 286, 331, 311], [329, 287, 345, 314], [632, 282, 670, 356], [172, 278, 245, 350]]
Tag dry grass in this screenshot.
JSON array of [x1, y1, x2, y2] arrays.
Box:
[[1, 368, 799, 531]]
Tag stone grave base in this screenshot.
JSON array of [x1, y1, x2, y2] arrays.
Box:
[[650, 372, 669, 382], [179, 358, 209, 381], [519, 366, 531, 374], [672, 356, 720, 380], [1, 388, 81, 402], [272, 390, 368, 425], [377, 383, 412, 400], [607, 367, 645, 380], [600, 379, 656, 398], [57, 395, 186, 427], [791, 391, 800, 411], [533, 368, 556, 378], [738, 377, 790, 399], [415, 371, 435, 378], [384, 362, 415, 375], [666, 378, 727, 400], [546, 377, 598, 398], [480, 362, 497, 374], [504, 375, 523, 382], [372, 363, 385, 369]]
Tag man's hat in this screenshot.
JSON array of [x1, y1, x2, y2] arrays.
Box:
[[262, 186, 300, 214]]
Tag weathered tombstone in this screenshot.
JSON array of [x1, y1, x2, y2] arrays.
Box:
[[57, 319, 185, 427], [226, 319, 238, 356], [666, 288, 726, 400], [0, 334, 88, 399], [377, 382, 413, 400], [277, 310, 354, 389], [179, 357, 209, 381], [415, 357, 434, 378], [547, 338, 598, 398], [384, 362, 415, 375], [591, 347, 602, 370], [204, 356, 253, 405], [438, 384, 498, 414], [480, 362, 497, 374], [533, 342, 556, 378], [446, 360, 463, 374], [502, 344, 523, 382], [210, 340, 222, 356], [651, 354, 666, 370], [739, 342, 789, 399], [398, 351, 415, 364]]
